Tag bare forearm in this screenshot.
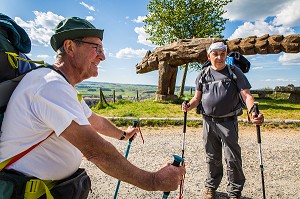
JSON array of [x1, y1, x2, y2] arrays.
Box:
[[241, 89, 255, 111], [89, 113, 123, 139], [87, 139, 156, 191], [62, 122, 155, 190], [188, 96, 200, 109], [63, 121, 184, 192], [245, 95, 255, 111], [186, 90, 202, 110]]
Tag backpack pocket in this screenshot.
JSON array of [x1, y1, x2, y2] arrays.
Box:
[[39, 168, 91, 199], [0, 170, 31, 199]]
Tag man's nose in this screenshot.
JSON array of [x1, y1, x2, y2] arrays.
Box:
[[99, 52, 105, 61]]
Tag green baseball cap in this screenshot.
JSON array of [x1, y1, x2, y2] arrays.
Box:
[[50, 17, 104, 51]]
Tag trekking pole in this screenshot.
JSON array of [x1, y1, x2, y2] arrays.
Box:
[[162, 154, 184, 199], [113, 120, 140, 199], [162, 99, 188, 199], [182, 99, 188, 160], [178, 99, 189, 199], [253, 102, 266, 199]]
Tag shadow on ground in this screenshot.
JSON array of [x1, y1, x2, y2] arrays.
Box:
[[216, 191, 252, 199]]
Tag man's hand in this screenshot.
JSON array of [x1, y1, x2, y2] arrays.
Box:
[[152, 163, 186, 191], [122, 125, 139, 141], [251, 113, 264, 125], [181, 101, 190, 112]]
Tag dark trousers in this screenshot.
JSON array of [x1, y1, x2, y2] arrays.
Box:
[[202, 117, 245, 197]]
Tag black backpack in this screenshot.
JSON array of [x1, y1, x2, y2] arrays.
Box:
[[201, 51, 251, 73], [227, 52, 251, 73]]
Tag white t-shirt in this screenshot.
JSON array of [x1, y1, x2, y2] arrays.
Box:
[[0, 68, 92, 180]]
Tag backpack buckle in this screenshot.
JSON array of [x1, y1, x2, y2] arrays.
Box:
[[25, 179, 41, 193]]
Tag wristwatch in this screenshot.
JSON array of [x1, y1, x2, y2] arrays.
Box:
[[119, 131, 126, 140]]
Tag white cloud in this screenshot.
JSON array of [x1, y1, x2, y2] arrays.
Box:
[[278, 53, 300, 65], [228, 21, 295, 40], [134, 27, 156, 47], [37, 54, 51, 59], [272, 1, 300, 27], [32, 11, 63, 29], [86, 16, 95, 21], [15, 11, 64, 47], [264, 78, 297, 82], [80, 2, 95, 12], [115, 48, 148, 59], [225, 0, 300, 40], [252, 66, 263, 70], [223, 0, 293, 22], [97, 66, 105, 72], [132, 16, 146, 23]]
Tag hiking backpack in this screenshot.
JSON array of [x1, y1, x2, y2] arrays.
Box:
[[227, 51, 251, 73], [196, 52, 251, 115], [0, 13, 44, 128]]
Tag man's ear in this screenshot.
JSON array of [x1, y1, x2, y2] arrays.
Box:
[[63, 40, 76, 57], [207, 53, 211, 59]]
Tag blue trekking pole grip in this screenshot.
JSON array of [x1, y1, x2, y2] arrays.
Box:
[[162, 154, 184, 199], [113, 120, 139, 199], [124, 120, 138, 158]]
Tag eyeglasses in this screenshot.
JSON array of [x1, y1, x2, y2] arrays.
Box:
[[210, 51, 226, 58], [73, 39, 104, 55]]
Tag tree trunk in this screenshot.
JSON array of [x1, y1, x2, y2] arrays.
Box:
[[179, 63, 189, 97]]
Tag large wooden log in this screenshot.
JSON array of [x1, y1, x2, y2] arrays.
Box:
[[135, 34, 300, 100]]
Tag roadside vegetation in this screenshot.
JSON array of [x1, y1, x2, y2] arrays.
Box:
[[91, 92, 300, 129]]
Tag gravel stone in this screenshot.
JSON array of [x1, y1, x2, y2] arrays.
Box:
[[81, 126, 300, 199]]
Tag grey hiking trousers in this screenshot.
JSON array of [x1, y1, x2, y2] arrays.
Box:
[[202, 116, 245, 197]]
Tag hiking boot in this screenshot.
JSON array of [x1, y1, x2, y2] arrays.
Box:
[[204, 188, 216, 199]]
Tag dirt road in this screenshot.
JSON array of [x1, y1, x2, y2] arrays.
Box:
[[81, 126, 300, 199]]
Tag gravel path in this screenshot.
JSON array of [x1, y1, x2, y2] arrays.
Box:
[[81, 126, 300, 199]]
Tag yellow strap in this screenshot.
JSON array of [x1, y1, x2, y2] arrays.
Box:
[[24, 179, 57, 199], [0, 158, 12, 171], [5, 52, 45, 70], [77, 93, 83, 102], [6, 52, 18, 69]]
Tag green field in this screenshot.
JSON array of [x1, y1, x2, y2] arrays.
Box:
[[78, 81, 300, 128]]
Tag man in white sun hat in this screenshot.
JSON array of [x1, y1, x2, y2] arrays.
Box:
[[182, 41, 264, 199]]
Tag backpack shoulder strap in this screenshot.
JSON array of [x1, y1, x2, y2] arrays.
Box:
[[0, 132, 54, 171], [5, 52, 44, 71], [227, 65, 248, 110], [227, 64, 237, 80], [199, 65, 211, 84], [45, 65, 70, 84]]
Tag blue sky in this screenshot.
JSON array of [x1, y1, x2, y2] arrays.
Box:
[[1, 0, 300, 89]]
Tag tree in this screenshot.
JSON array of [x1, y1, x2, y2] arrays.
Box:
[[144, 0, 232, 96]]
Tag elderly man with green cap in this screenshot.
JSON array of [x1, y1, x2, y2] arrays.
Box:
[[0, 17, 185, 198]]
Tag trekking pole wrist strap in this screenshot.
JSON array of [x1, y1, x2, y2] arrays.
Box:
[[248, 104, 255, 115], [119, 131, 126, 140]]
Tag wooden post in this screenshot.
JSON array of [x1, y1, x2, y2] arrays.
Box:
[[113, 90, 116, 103], [136, 90, 139, 101], [100, 88, 103, 107], [190, 87, 193, 96]]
